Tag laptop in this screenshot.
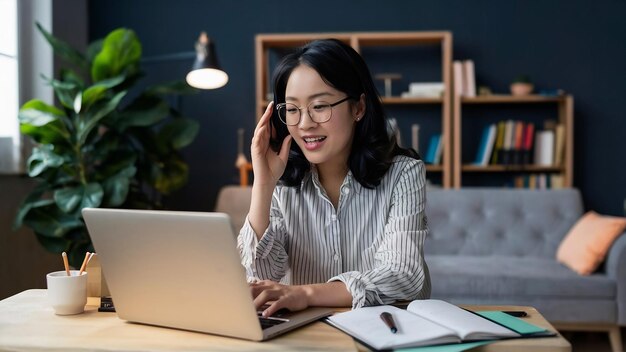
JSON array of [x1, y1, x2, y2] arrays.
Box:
[[82, 208, 333, 341]]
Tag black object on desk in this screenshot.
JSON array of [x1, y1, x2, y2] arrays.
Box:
[[98, 296, 116, 312], [503, 310, 528, 317]]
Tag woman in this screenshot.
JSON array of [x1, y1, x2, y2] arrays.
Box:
[[237, 39, 430, 318]]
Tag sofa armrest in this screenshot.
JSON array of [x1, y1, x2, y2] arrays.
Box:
[[605, 231, 626, 325]]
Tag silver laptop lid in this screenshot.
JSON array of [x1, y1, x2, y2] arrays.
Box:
[[82, 208, 264, 341]]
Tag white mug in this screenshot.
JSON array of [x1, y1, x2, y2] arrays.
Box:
[[46, 270, 88, 315]]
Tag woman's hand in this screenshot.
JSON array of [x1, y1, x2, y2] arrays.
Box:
[[251, 280, 309, 317], [251, 102, 292, 187]]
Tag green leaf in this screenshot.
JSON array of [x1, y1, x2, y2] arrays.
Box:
[[86, 39, 104, 63], [158, 118, 199, 149], [152, 157, 189, 194], [114, 95, 169, 131], [77, 90, 127, 145], [102, 165, 136, 207], [13, 182, 55, 230], [27, 145, 66, 177], [61, 69, 85, 88], [41, 73, 79, 110], [145, 80, 199, 96], [82, 74, 126, 110], [36, 22, 88, 71], [34, 232, 71, 254], [54, 183, 104, 213], [97, 150, 137, 178], [23, 204, 84, 238], [19, 100, 71, 144], [91, 28, 141, 82]]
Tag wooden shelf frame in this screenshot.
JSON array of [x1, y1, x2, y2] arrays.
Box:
[[255, 31, 453, 188], [452, 94, 574, 188]]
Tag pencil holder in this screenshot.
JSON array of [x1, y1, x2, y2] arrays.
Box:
[[46, 270, 88, 315]]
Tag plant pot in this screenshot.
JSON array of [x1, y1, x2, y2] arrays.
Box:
[[510, 82, 534, 96]]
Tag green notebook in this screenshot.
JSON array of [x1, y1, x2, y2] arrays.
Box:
[[474, 311, 553, 336]]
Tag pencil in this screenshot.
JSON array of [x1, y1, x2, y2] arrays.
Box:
[[78, 252, 90, 275], [61, 252, 70, 276], [78, 252, 96, 275]]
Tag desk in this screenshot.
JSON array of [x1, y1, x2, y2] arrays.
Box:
[[0, 290, 570, 351]]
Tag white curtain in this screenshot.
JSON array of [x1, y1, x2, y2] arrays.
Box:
[[0, 0, 20, 173], [0, 0, 53, 174]]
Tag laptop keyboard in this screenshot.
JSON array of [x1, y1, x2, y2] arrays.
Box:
[[259, 316, 288, 329]]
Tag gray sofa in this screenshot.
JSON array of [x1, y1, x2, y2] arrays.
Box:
[[425, 188, 625, 351], [216, 186, 625, 350]]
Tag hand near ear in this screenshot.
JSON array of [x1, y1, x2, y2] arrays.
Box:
[[251, 102, 292, 186]]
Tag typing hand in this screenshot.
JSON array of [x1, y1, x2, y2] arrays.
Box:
[[250, 280, 308, 317]]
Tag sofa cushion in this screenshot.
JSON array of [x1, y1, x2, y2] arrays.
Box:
[[425, 189, 584, 258], [427, 255, 615, 299], [556, 211, 626, 275]]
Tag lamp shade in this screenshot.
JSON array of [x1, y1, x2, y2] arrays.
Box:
[[185, 32, 228, 89]]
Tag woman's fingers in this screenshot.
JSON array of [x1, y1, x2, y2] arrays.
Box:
[[278, 135, 292, 162], [261, 300, 285, 318], [256, 101, 274, 130], [253, 288, 280, 310]]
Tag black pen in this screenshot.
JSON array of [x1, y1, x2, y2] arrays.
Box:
[[380, 311, 397, 333]]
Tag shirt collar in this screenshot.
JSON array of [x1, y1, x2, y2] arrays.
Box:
[[302, 165, 362, 195]]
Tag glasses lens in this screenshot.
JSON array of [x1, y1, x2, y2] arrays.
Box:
[[278, 103, 300, 125], [309, 102, 332, 123]]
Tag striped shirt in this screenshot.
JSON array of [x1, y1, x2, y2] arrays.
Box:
[[237, 155, 431, 308]]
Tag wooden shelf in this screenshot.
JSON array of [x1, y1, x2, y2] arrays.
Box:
[[381, 97, 443, 104], [256, 31, 453, 188], [425, 165, 444, 172], [461, 165, 563, 172], [461, 95, 565, 104], [453, 93, 574, 188]]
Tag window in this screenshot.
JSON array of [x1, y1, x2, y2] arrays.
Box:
[[0, 0, 19, 173]]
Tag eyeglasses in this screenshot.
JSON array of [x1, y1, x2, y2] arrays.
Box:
[[276, 97, 353, 126]]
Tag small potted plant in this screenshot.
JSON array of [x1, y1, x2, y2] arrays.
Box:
[[510, 75, 534, 96]]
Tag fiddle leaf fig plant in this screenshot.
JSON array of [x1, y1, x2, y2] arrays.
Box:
[[14, 23, 199, 268]]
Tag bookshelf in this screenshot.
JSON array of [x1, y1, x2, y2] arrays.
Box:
[[255, 32, 453, 188], [452, 94, 574, 188]]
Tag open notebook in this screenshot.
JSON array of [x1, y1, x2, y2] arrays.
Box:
[[326, 300, 551, 350]]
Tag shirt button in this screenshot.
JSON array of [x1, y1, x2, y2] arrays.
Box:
[[342, 187, 350, 195], [331, 214, 337, 221], [333, 254, 339, 261]]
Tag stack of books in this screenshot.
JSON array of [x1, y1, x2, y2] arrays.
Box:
[[472, 120, 565, 167]]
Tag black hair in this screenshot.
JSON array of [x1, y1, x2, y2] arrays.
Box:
[[270, 38, 420, 189]]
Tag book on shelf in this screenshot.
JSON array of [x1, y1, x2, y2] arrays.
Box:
[[326, 299, 553, 351], [500, 120, 515, 165], [434, 134, 443, 164], [522, 122, 535, 165], [512, 121, 524, 164], [424, 135, 440, 164], [462, 60, 476, 97], [404, 82, 445, 98], [411, 124, 420, 153], [513, 174, 565, 189], [474, 124, 496, 166], [491, 121, 506, 165], [534, 130, 555, 166], [554, 123, 565, 166]]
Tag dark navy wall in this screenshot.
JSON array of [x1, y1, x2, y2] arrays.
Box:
[[88, 0, 626, 216]]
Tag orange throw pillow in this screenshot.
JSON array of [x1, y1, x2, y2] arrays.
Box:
[[557, 211, 626, 275]]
